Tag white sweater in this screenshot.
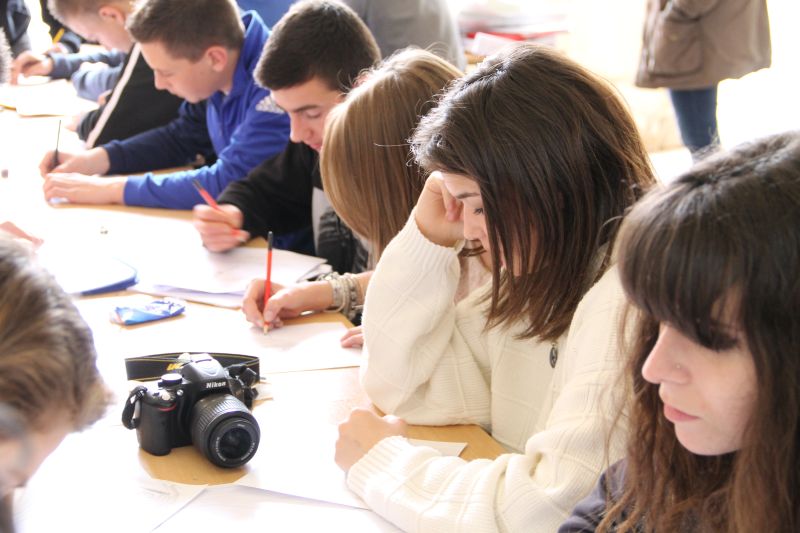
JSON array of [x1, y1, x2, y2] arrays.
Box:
[[350, 217, 628, 532]]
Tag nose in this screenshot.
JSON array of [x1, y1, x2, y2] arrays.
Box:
[[642, 325, 688, 385], [153, 73, 168, 92], [289, 117, 308, 144], [461, 209, 485, 242]]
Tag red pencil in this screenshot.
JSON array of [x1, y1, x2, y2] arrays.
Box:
[[192, 179, 237, 237], [262, 231, 273, 334], [192, 178, 221, 209]]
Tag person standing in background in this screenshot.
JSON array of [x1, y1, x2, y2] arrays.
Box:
[[636, 0, 771, 159], [342, 0, 464, 70]]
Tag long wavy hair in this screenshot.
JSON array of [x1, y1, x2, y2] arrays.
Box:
[[412, 43, 655, 340], [603, 131, 800, 532]]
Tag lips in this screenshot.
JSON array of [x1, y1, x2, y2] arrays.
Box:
[[663, 403, 699, 423]]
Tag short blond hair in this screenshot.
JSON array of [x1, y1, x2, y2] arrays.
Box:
[[48, 0, 131, 21]]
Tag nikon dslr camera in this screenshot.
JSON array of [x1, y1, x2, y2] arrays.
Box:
[[122, 353, 260, 468]]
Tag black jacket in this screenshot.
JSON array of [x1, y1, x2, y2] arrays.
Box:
[[218, 141, 369, 274], [76, 44, 182, 147]]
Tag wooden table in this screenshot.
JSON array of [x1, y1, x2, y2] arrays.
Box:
[[1, 90, 503, 501]]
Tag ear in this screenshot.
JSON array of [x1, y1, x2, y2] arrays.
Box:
[[204, 46, 229, 72], [97, 5, 126, 25]]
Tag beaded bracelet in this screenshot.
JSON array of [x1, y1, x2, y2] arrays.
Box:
[[319, 272, 363, 320], [319, 272, 345, 313]]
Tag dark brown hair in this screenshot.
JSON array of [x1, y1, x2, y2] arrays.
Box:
[[0, 238, 110, 432], [320, 48, 461, 260], [255, 0, 380, 91], [603, 131, 800, 532], [412, 43, 655, 340], [127, 0, 244, 61]]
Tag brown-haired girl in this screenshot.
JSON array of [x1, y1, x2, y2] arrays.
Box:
[[560, 131, 800, 532], [242, 49, 466, 345], [334, 43, 656, 531]]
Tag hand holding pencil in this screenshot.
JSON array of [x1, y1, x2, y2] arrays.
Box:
[[191, 179, 249, 252]]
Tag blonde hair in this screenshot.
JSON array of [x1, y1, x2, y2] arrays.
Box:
[[320, 48, 461, 260]]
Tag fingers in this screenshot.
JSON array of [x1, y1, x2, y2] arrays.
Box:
[[335, 408, 408, 471], [38, 150, 57, 177], [242, 279, 292, 330], [242, 279, 267, 326], [11, 52, 50, 83], [262, 288, 301, 324], [340, 326, 364, 348], [192, 205, 248, 252], [42, 174, 69, 201]]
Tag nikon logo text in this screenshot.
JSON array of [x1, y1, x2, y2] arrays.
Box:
[[205, 382, 226, 389]]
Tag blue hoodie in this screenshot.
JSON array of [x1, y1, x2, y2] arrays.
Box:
[[102, 11, 290, 208]]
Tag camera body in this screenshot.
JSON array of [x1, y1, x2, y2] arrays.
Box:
[[130, 353, 260, 468]]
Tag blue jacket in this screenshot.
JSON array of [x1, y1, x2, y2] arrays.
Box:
[[49, 49, 125, 101], [102, 11, 290, 208]]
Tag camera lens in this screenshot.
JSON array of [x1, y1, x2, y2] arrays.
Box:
[[190, 394, 260, 468]]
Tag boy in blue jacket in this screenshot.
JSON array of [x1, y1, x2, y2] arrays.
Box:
[[38, 0, 290, 209]]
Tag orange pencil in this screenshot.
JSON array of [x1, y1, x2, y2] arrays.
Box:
[[263, 231, 273, 334], [191, 179, 237, 236], [192, 178, 222, 209]]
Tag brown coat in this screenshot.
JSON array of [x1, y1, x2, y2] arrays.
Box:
[[636, 0, 771, 90]]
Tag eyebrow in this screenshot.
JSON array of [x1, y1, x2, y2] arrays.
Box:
[[454, 192, 480, 200], [287, 104, 320, 114]]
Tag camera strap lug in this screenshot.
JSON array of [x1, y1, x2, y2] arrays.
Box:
[[121, 386, 148, 429]]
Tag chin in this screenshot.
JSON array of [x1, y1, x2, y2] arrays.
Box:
[[677, 432, 739, 456]]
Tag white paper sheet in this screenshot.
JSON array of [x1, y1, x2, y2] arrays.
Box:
[[154, 485, 400, 532], [78, 305, 364, 375], [13, 429, 205, 533], [133, 245, 325, 295], [237, 429, 468, 510], [408, 439, 468, 457], [236, 424, 369, 509], [0, 78, 98, 116]]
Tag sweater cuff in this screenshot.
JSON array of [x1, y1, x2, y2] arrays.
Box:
[[347, 436, 438, 502], [388, 211, 464, 275], [46, 52, 70, 79], [102, 141, 126, 175]]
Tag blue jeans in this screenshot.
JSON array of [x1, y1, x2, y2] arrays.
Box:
[[669, 86, 720, 158]]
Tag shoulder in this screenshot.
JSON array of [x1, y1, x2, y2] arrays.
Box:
[[558, 265, 627, 375], [572, 265, 626, 327]]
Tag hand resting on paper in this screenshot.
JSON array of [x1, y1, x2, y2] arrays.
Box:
[[242, 278, 366, 347], [335, 408, 408, 472], [42, 173, 126, 204]]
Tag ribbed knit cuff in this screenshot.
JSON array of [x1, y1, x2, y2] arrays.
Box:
[[388, 211, 464, 275], [347, 436, 425, 500]]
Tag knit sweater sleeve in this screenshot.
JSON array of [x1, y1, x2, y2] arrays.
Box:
[[352, 258, 629, 532], [361, 215, 493, 426]]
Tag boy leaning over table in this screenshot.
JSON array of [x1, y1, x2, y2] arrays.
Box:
[[38, 0, 290, 211]]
